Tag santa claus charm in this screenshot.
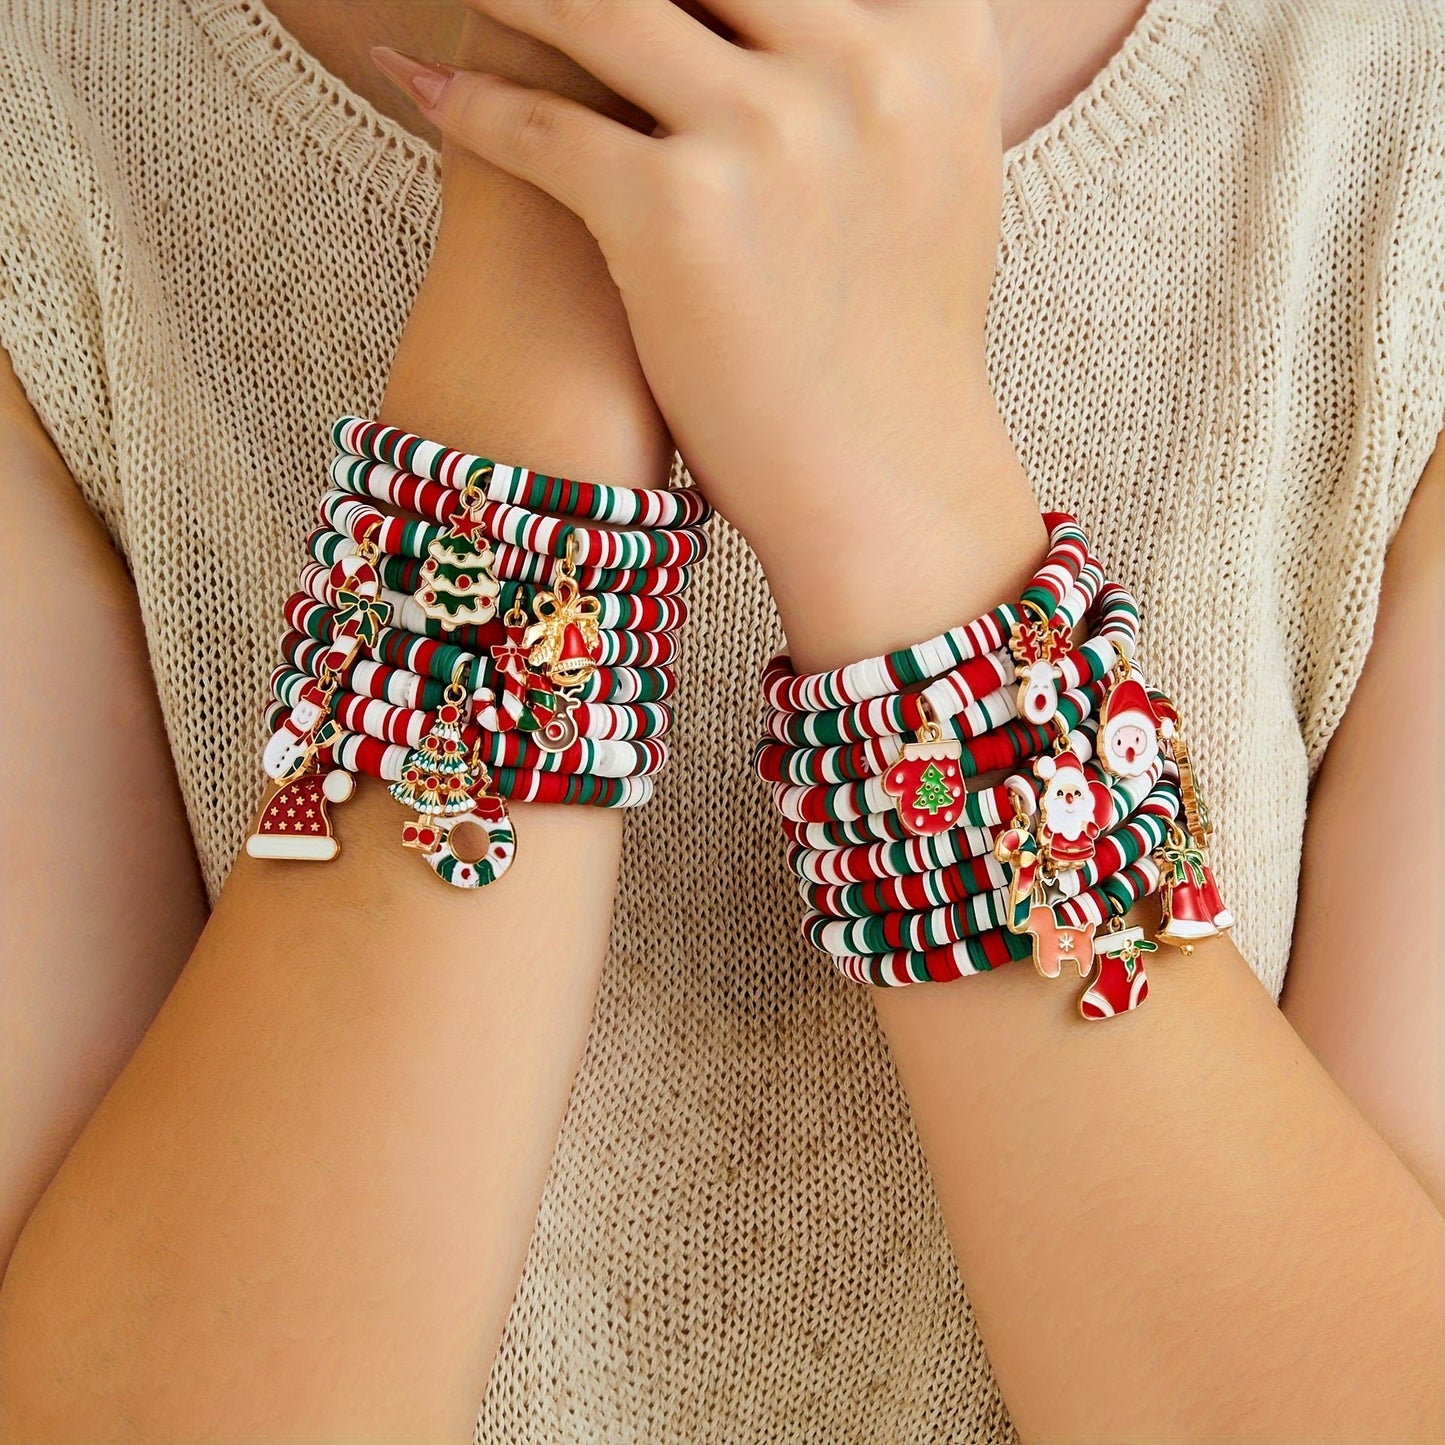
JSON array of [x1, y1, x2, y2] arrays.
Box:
[[246, 767, 355, 862], [1034, 746, 1114, 869], [883, 702, 966, 836], [1079, 926, 1156, 1019], [1098, 674, 1165, 778]]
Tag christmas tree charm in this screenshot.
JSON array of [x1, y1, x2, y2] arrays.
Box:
[[246, 766, 354, 862], [391, 685, 482, 836], [882, 700, 966, 836], [413, 484, 502, 631], [388, 686, 516, 889], [525, 542, 601, 689], [1034, 745, 1114, 869], [1007, 607, 1071, 725], [1079, 926, 1157, 1019]]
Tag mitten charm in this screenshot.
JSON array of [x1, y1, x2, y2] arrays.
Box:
[[882, 699, 965, 836]]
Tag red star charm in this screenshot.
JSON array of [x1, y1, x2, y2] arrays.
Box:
[[446, 500, 490, 544]]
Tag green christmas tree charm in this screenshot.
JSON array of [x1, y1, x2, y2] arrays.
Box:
[[391, 697, 479, 852], [911, 762, 954, 817], [413, 497, 501, 630]]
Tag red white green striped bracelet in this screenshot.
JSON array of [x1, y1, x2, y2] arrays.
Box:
[[296, 567, 679, 667], [328, 456, 708, 570], [333, 415, 709, 530], [307, 531, 686, 630], [759, 574, 1135, 747], [762, 512, 1093, 715], [265, 702, 654, 810], [277, 624, 674, 707], [319, 496, 695, 597], [250, 419, 699, 890], [273, 646, 669, 737], [799, 771, 1181, 952], [317, 491, 699, 592], [272, 670, 668, 777]]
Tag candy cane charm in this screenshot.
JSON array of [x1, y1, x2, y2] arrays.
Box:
[[321, 543, 390, 675]]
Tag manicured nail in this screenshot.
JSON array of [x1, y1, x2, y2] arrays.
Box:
[[371, 46, 455, 110]]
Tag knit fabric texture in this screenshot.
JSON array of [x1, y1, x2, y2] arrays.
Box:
[[2, 1, 1442, 1439]]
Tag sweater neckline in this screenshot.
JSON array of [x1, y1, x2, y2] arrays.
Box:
[[187, 0, 1223, 248]]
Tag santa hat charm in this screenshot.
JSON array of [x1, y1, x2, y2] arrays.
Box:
[[246, 768, 355, 861]]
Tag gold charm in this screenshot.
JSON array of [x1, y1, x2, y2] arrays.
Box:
[[525, 537, 602, 689]]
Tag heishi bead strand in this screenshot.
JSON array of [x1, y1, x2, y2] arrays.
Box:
[[307, 531, 687, 630], [768, 683, 1106, 827], [798, 772, 1181, 952], [761, 511, 1092, 715], [270, 670, 668, 777], [319, 496, 697, 595], [788, 741, 1165, 886], [263, 703, 654, 808], [750, 508, 1235, 1019], [272, 646, 670, 737], [759, 571, 1135, 747], [296, 565, 680, 666], [328, 456, 709, 570], [248, 417, 706, 890], [332, 415, 710, 529], [277, 626, 675, 706]]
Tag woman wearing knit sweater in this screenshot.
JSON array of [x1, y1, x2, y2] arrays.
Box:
[[0, 1, 1440, 1440]]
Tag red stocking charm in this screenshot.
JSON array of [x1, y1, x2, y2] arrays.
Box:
[[1079, 927, 1157, 1019]]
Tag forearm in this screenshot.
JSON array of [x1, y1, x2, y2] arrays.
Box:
[[776, 399, 1444, 1443], [0, 22, 667, 1443]]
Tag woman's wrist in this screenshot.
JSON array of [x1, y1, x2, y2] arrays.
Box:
[[752, 386, 1048, 674]]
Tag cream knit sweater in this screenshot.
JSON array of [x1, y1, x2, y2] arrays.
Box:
[[2, 1, 1442, 1439]]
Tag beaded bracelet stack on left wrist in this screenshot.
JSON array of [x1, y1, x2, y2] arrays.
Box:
[[246, 417, 709, 889], [754, 511, 1234, 1020]]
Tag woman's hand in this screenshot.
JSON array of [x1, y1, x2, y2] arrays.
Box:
[[373, 0, 1025, 637]]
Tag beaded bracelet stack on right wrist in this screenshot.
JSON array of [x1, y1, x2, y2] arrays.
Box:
[[754, 512, 1233, 1020]]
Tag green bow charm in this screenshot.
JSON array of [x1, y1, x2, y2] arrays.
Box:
[[1159, 833, 1208, 888], [334, 583, 392, 647]]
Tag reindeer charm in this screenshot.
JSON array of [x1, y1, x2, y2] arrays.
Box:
[[1007, 610, 1072, 725]]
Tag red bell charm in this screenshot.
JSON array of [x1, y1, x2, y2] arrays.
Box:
[[552, 618, 601, 686], [1155, 825, 1235, 949]]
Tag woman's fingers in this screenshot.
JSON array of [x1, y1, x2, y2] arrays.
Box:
[[695, 0, 865, 52], [458, 0, 750, 127], [372, 50, 649, 232]]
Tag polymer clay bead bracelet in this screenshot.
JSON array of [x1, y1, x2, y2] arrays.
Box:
[[753, 510, 1234, 1020], [248, 418, 708, 888]]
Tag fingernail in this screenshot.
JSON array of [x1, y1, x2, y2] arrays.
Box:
[[371, 46, 455, 110]]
